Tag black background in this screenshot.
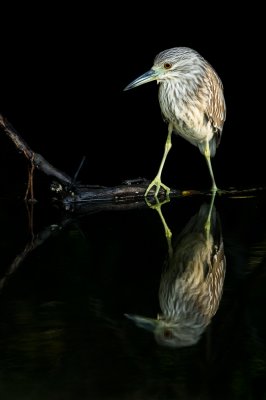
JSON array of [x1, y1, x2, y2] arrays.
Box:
[[1, 6, 266, 399], [0, 4, 264, 193]]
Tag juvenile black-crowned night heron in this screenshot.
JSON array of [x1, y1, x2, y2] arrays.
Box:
[[124, 47, 226, 197], [125, 193, 226, 347]]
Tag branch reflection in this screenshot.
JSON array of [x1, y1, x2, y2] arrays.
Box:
[[126, 192, 226, 348]]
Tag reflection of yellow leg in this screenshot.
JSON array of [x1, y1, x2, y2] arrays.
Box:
[[146, 197, 173, 258], [204, 190, 216, 239], [204, 141, 218, 192], [145, 123, 173, 198]]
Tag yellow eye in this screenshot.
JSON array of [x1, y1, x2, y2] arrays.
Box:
[[164, 62, 172, 69]]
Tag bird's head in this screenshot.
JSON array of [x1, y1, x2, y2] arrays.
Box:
[[124, 47, 206, 90], [125, 313, 205, 348]]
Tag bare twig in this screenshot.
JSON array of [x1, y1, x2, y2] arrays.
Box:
[[0, 114, 72, 185]]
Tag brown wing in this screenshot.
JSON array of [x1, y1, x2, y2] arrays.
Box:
[[205, 66, 226, 147], [207, 241, 226, 316]]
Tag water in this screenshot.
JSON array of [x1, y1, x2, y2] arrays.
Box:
[[1, 187, 266, 400], [0, 5, 265, 398]]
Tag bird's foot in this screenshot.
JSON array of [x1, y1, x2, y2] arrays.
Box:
[[144, 177, 171, 198], [145, 196, 170, 211], [215, 187, 226, 197]]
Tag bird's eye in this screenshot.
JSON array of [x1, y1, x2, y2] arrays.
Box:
[[164, 329, 173, 339], [164, 62, 172, 69]]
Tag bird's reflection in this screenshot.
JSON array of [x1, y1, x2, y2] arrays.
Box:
[[126, 192, 226, 347]]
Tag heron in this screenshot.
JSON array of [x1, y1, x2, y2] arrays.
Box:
[[125, 192, 226, 348], [124, 47, 226, 197]]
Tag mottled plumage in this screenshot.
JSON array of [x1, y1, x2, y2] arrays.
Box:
[[126, 196, 226, 348], [124, 47, 226, 196]]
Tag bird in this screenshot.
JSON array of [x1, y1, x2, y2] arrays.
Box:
[[124, 47, 226, 197], [125, 192, 226, 348]]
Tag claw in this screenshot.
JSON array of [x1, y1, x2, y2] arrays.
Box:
[[145, 177, 171, 198]]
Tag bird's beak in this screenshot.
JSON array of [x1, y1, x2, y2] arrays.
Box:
[[124, 69, 159, 91], [124, 313, 158, 332]]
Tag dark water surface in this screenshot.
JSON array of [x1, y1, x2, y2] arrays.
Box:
[[0, 3, 265, 398], [1, 188, 266, 400]]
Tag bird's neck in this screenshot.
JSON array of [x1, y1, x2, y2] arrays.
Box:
[[160, 71, 205, 96]]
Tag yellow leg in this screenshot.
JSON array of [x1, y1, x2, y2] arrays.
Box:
[[145, 123, 173, 198], [146, 196, 173, 258], [204, 141, 218, 192]]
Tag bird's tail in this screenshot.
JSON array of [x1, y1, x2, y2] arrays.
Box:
[[208, 136, 217, 157]]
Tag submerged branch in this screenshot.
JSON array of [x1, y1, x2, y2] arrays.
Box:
[[1, 113, 265, 208], [0, 114, 190, 205]]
